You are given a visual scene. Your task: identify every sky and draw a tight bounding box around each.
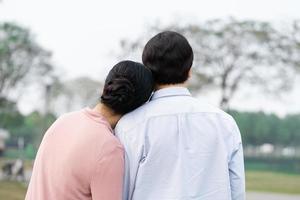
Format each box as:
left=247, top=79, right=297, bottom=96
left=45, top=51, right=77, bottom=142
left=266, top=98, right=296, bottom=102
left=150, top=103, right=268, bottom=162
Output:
left=0, top=0, right=300, bottom=115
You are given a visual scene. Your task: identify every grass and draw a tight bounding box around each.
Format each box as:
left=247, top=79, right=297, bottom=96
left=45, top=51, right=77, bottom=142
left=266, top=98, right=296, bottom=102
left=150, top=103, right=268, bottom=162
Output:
left=0, top=181, right=27, bottom=200
left=0, top=170, right=300, bottom=200
left=246, top=170, right=300, bottom=194
left=0, top=158, right=32, bottom=200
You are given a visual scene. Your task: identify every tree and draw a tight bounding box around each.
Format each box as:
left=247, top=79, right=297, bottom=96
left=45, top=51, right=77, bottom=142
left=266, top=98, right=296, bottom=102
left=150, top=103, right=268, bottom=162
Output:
left=229, top=110, right=300, bottom=147
left=0, top=105, right=56, bottom=148
left=282, top=114, right=300, bottom=146
left=291, top=20, right=300, bottom=71
left=0, top=22, right=55, bottom=99
left=119, top=18, right=299, bottom=109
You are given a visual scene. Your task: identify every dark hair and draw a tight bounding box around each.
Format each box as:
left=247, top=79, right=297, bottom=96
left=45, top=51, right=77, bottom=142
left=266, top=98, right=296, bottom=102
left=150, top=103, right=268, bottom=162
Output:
left=142, top=31, right=193, bottom=84
left=100, top=60, right=154, bottom=114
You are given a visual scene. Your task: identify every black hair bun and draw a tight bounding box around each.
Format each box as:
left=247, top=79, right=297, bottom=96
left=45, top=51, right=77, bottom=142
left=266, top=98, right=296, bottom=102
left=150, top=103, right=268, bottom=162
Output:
left=101, top=77, right=135, bottom=107
left=100, top=60, right=154, bottom=114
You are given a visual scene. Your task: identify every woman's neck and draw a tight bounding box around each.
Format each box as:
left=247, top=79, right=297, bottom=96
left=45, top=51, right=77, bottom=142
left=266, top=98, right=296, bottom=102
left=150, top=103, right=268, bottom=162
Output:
left=93, top=103, right=121, bottom=128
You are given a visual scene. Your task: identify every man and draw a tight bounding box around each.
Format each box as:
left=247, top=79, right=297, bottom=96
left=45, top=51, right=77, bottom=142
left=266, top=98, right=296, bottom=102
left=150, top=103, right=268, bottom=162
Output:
left=115, top=31, right=245, bottom=200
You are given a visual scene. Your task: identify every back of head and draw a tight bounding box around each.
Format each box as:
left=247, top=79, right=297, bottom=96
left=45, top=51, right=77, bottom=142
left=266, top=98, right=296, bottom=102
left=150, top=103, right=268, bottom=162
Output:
left=101, top=60, right=154, bottom=115
left=142, top=31, right=193, bottom=85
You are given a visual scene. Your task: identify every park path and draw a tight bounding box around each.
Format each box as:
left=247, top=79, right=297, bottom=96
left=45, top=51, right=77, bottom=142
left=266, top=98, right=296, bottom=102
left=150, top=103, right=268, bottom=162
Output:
left=247, top=192, right=300, bottom=200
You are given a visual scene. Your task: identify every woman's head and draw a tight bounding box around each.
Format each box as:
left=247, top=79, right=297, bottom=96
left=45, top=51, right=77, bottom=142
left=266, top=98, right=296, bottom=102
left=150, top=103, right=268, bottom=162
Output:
left=100, top=60, right=154, bottom=115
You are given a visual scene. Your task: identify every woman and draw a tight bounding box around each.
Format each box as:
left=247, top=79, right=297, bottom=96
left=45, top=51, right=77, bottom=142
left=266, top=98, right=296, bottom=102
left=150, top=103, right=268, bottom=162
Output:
left=25, top=60, right=154, bottom=200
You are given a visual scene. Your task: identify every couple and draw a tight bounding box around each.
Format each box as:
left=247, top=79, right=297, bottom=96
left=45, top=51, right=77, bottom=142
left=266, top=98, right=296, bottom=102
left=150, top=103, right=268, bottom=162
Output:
left=25, top=31, right=245, bottom=200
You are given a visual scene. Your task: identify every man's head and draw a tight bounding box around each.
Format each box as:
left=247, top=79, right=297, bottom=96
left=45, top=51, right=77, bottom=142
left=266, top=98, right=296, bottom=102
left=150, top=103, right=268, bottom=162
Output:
left=142, top=31, right=193, bottom=86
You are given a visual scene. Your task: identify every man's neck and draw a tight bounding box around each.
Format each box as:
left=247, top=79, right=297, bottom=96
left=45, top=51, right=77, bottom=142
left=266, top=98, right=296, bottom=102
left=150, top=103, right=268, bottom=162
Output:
left=155, top=83, right=187, bottom=91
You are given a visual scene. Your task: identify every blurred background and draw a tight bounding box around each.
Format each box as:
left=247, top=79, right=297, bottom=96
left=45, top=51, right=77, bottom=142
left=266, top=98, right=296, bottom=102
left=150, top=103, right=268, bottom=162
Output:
left=0, top=0, right=300, bottom=199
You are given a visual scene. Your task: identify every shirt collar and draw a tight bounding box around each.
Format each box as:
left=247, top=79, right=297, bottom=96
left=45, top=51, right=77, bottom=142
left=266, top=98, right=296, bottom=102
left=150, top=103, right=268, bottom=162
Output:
left=150, top=87, right=191, bottom=101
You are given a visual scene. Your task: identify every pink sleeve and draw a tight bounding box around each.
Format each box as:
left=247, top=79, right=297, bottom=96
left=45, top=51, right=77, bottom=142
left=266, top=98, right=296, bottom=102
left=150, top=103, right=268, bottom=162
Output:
left=91, top=140, right=125, bottom=200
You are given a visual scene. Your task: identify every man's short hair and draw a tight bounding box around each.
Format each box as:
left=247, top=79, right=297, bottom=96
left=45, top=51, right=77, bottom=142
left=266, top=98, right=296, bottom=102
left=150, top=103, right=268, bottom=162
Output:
left=142, top=31, right=193, bottom=84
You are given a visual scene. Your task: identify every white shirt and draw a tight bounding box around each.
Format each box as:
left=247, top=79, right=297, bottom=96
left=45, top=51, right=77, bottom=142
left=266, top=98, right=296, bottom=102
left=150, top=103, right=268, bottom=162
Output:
left=115, top=87, right=245, bottom=200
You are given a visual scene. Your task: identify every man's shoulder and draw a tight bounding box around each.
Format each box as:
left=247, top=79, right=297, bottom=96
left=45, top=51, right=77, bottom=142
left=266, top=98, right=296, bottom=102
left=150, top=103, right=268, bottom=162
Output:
left=116, top=97, right=236, bottom=134
left=184, top=97, right=234, bottom=120
left=115, top=102, right=153, bottom=134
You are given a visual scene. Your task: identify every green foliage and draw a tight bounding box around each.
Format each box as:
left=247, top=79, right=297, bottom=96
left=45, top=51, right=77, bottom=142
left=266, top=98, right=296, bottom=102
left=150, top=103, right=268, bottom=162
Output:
left=25, top=144, right=36, bottom=159
left=284, top=114, right=300, bottom=146
left=0, top=98, right=56, bottom=158
left=3, top=148, right=22, bottom=158
left=0, top=98, right=25, bottom=145
left=229, top=110, right=300, bottom=146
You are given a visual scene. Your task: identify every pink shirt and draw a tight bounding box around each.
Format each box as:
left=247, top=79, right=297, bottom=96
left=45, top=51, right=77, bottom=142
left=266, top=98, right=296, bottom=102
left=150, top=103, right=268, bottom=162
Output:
left=25, top=108, right=124, bottom=200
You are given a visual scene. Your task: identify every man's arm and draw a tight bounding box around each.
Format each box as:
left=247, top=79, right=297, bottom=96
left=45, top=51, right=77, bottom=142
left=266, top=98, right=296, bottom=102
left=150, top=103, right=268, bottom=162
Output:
left=90, top=140, right=124, bottom=200
left=229, top=121, right=246, bottom=200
